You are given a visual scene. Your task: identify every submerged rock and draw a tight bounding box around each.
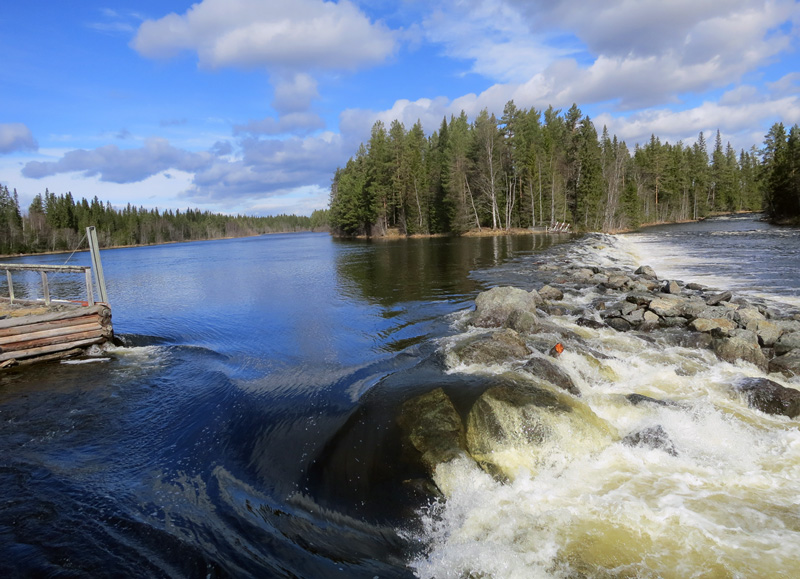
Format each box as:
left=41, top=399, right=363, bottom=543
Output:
left=523, top=354, right=581, bottom=396
left=622, top=425, right=677, bottom=456
left=733, top=377, right=800, bottom=418
left=397, top=388, right=467, bottom=473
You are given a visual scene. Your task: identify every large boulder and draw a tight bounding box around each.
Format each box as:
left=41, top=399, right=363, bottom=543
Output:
left=451, top=328, right=530, bottom=366
left=523, top=354, right=581, bottom=396
left=774, top=332, right=800, bottom=356
left=689, top=317, right=737, bottom=335
left=748, top=319, right=783, bottom=347
left=706, top=291, right=733, bottom=306
left=465, top=380, right=613, bottom=481
left=733, top=377, right=800, bottom=418
left=648, top=295, right=687, bottom=318
left=713, top=329, right=768, bottom=371
left=472, top=286, right=540, bottom=332
left=397, top=388, right=468, bottom=473
left=538, top=284, right=564, bottom=301
left=634, top=265, right=657, bottom=278
left=768, top=349, right=800, bottom=377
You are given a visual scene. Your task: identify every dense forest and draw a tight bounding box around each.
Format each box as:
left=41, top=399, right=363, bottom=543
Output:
left=328, top=102, right=768, bottom=236
left=0, top=185, right=330, bottom=255
left=762, top=122, right=800, bottom=222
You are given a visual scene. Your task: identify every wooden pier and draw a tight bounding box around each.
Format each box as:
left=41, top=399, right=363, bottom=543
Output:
left=0, top=227, right=114, bottom=367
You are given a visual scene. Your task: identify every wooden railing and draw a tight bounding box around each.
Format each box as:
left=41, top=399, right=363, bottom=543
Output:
left=0, top=264, right=98, bottom=307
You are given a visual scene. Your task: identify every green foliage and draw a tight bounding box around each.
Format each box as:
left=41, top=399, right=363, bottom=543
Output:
left=329, top=101, right=766, bottom=235
left=762, top=122, right=800, bottom=220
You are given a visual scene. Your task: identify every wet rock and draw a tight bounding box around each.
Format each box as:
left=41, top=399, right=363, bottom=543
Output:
left=661, top=316, right=689, bottom=328
left=662, top=280, right=681, bottom=294
left=648, top=295, right=687, bottom=318
left=576, top=317, right=605, bottom=329
left=768, top=349, right=800, bottom=377
left=686, top=282, right=706, bottom=291
left=713, top=329, right=768, bottom=371
left=623, top=308, right=645, bottom=325
left=626, top=394, right=675, bottom=407
left=643, top=310, right=660, bottom=324
left=690, top=317, right=737, bottom=335
left=733, top=307, right=766, bottom=328
left=634, top=265, right=657, bottom=278
left=774, top=332, right=800, bottom=356
left=745, top=319, right=782, bottom=347
left=452, top=328, right=530, bottom=366
left=622, top=425, right=677, bottom=455
left=572, top=268, right=594, bottom=283
left=733, top=377, right=800, bottom=418
left=538, top=284, right=564, bottom=301
left=523, top=354, right=580, bottom=396
left=472, top=286, right=540, bottom=332
left=397, top=388, right=468, bottom=473
left=465, top=380, right=613, bottom=480
left=591, top=273, right=609, bottom=285
left=606, top=317, right=633, bottom=332
left=604, top=275, right=631, bottom=290
left=706, top=291, right=733, bottom=306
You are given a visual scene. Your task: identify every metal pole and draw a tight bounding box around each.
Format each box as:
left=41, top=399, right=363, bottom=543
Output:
left=86, top=226, right=108, bottom=304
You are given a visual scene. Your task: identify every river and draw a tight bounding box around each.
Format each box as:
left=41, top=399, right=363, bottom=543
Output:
left=1, top=214, right=798, bottom=578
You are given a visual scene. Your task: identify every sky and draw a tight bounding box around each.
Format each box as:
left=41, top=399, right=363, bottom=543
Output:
left=1, top=1, right=799, bottom=217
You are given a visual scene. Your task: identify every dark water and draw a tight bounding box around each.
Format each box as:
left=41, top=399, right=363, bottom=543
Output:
left=0, top=232, right=563, bottom=578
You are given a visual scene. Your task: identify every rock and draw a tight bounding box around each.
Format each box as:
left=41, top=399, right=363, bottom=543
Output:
left=452, top=328, right=530, bottom=366
left=706, top=291, right=733, bottom=306
left=472, top=286, right=540, bottom=331
left=622, top=425, right=677, bottom=455
left=686, top=282, right=706, bottom=291
left=635, top=265, right=658, bottom=278
left=397, top=388, right=468, bottom=473
left=604, top=275, right=631, bottom=290
left=747, top=319, right=783, bottom=347
left=606, top=317, right=633, bottom=332
left=690, top=317, right=737, bottom=335
left=523, top=354, right=580, bottom=396
left=626, top=394, right=675, bottom=407
left=592, top=273, right=609, bottom=285
left=774, top=332, right=800, bottom=356
left=662, top=280, right=681, bottom=294
left=733, top=307, right=766, bottom=327
left=576, top=317, right=605, bottom=329
left=768, top=349, right=800, bottom=377
left=643, top=310, right=660, bottom=324
left=572, top=268, right=594, bottom=282
left=661, top=316, right=689, bottom=328
left=538, top=284, right=564, bottom=301
left=623, top=308, right=646, bottom=325
left=733, top=377, right=800, bottom=418
left=626, top=292, right=655, bottom=306
left=713, top=329, right=768, bottom=371
left=465, top=380, right=613, bottom=480
left=648, top=295, right=687, bottom=318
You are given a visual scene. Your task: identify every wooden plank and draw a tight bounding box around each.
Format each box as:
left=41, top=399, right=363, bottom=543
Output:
left=0, top=329, right=108, bottom=357
left=0, top=336, right=106, bottom=362
left=16, top=347, right=86, bottom=365
left=0, top=305, right=110, bottom=330
left=6, top=270, right=13, bottom=303
left=41, top=271, right=50, bottom=305
left=0, top=322, right=103, bottom=346
left=0, top=314, right=102, bottom=338
left=0, top=264, right=91, bottom=273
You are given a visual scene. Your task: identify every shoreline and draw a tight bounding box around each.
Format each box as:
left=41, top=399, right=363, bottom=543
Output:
left=0, top=228, right=324, bottom=260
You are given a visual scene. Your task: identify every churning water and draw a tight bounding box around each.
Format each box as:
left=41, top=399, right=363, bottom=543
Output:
left=1, top=215, right=799, bottom=578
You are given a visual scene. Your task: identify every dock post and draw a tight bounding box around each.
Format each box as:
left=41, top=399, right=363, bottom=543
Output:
left=86, top=226, right=108, bottom=304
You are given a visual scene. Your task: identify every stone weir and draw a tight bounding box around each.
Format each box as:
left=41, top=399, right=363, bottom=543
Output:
left=398, top=257, right=800, bottom=492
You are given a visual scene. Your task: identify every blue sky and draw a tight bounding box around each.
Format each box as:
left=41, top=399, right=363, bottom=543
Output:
left=1, top=1, right=799, bottom=217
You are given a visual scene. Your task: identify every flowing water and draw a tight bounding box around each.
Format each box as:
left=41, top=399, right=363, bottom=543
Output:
left=1, top=214, right=799, bottom=578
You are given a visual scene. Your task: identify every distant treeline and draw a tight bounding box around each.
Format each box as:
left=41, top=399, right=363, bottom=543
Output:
left=0, top=185, right=331, bottom=255
left=762, top=122, right=800, bottom=222
left=329, top=101, right=766, bottom=236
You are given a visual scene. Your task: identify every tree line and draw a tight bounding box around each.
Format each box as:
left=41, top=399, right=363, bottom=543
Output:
left=328, top=102, right=765, bottom=236
left=0, top=185, right=329, bottom=255
left=762, top=122, right=800, bottom=222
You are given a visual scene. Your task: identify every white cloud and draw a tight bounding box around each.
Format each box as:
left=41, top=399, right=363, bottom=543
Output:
left=0, top=123, right=38, bottom=155
left=132, top=0, right=397, bottom=72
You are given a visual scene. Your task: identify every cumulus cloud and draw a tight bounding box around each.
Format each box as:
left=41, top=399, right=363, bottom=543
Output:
left=22, top=138, right=213, bottom=183
left=424, top=0, right=800, bottom=109
left=0, top=123, right=38, bottom=154
left=234, top=112, right=326, bottom=136
left=132, top=0, right=397, bottom=71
